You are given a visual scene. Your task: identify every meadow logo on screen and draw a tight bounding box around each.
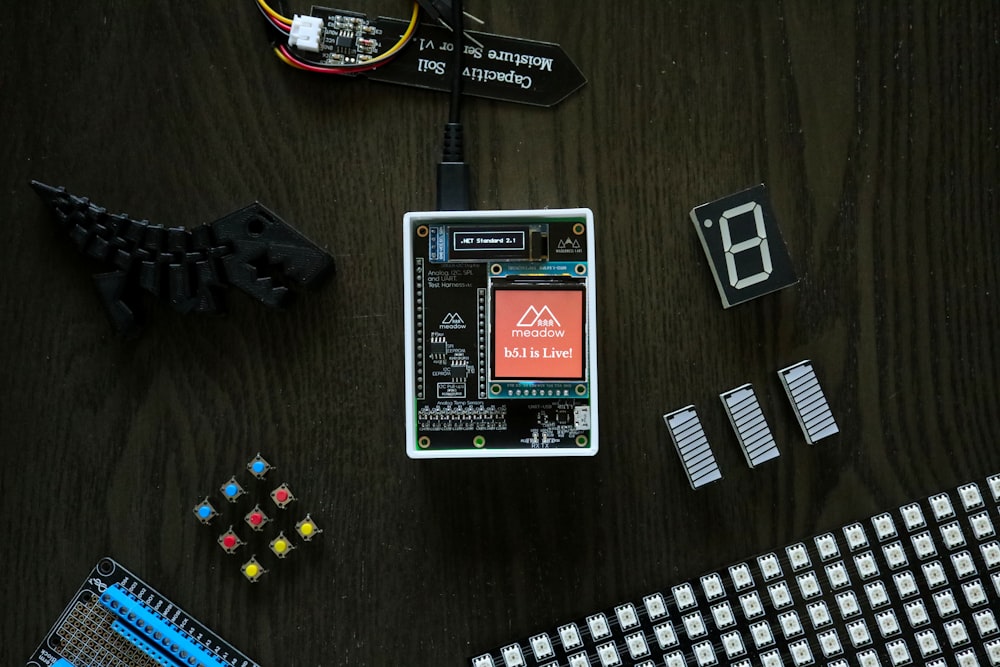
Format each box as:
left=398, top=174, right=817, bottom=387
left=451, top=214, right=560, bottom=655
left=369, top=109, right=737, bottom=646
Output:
left=513, top=305, right=564, bottom=337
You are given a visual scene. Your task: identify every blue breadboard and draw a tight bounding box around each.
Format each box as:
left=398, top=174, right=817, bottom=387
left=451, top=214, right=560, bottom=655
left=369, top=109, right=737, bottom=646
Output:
left=25, top=558, right=259, bottom=667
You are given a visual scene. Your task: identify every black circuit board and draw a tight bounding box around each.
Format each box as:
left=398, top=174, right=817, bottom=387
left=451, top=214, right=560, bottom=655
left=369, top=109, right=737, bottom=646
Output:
left=405, top=212, right=596, bottom=456
left=305, top=7, right=384, bottom=66
left=26, top=557, right=259, bottom=667
left=471, top=474, right=1000, bottom=667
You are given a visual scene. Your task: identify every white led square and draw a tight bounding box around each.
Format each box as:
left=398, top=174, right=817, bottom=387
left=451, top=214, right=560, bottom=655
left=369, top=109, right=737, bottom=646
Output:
left=568, top=652, right=589, bottom=667
left=926, top=660, right=947, bottom=667
left=789, top=639, right=814, bottom=666
left=900, top=503, right=926, bottom=531
left=786, top=543, right=811, bottom=570
left=904, top=600, right=930, bottom=627
left=796, top=571, right=821, bottom=598
left=731, top=661, right=751, bottom=667
left=596, top=641, right=620, bottom=667
left=739, top=591, right=763, bottom=619
left=634, top=662, right=655, bottom=667
left=963, top=579, right=988, bottom=606
left=682, top=611, right=706, bottom=638
left=729, top=563, right=754, bottom=590
left=767, top=581, right=792, bottom=608
left=818, top=629, right=843, bottom=657
left=959, top=482, right=984, bottom=510
left=825, top=561, right=851, bottom=589
left=757, top=553, right=782, bottom=580
left=872, top=513, right=897, bottom=540
left=835, top=590, right=861, bottom=618
left=828, top=660, right=849, bottom=667
left=557, top=623, right=582, bottom=650
left=976, top=610, right=999, bottom=637
left=779, top=611, right=803, bottom=638
left=653, top=621, right=677, bottom=648
left=854, top=551, right=880, bottom=579
left=815, top=533, right=840, bottom=560
left=941, top=521, right=967, bottom=549
left=922, top=560, right=948, bottom=588
left=750, top=621, right=774, bottom=648
left=911, top=531, right=937, bottom=559
left=933, top=589, right=958, bottom=617
left=843, top=523, right=869, bottom=550
left=988, top=638, right=1000, bottom=666
left=721, top=631, right=745, bottom=658
left=615, top=603, right=639, bottom=629
left=807, top=601, right=832, bottom=628
left=916, top=629, right=941, bottom=656
left=864, top=581, right=889, bottom=608
left=472, top=655, right=495, bottom=667
left=625, top=632, right=649, bottom=659
left=586, top=613, right=610, bottom=639
left=711, top=601, right=735, bottom=628
left=847, top=619, right=872, bottom=647
left=956, top=649, right=980, bottom=667
left=952, top=550, right=977, bottom=578
left=760, top=649, right=782, bottom=667
left=693, top=641, right=716, bottom=667
left=672, top=583, right=697, bottom=610
left=501, top=644, right=524, bottom=667
left=994, top=571, right=1000, bottom=596
left=700, top=573, right=725, bottom=600
left=931, top=493, right=955, bottom=520
left=972, top=512, right=996, bottom=540
left=876, top=610, right=901, bottom=637
left=945, top=619, right=970, bottom=646
left=529, top=634, right=554, bottom=660
left=893, top=570, right=918, bottom=597
left=882, top=541, right=908, bottom=569
left=663, top=651, right=685, bottom=667
left=988, top=474, right=1000, bottom=501
left=643, top=593, right=667, bottom=619
left=858, top=649, right=881, bottom=667
left=886, top=639, right=911, bottom=666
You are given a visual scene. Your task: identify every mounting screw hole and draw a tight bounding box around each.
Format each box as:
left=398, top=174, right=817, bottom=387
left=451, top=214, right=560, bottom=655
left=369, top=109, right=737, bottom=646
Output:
left=490, top=263, right=503, bottom=274
left=96, top=558, right=116, bottom=576
left=574, top=264, right=586, bottom=274
left=574, top=384, right=587, bottom=395
left=575, top=435, right=588, bottom=447
left=572, top=222, right=585, bottom=235
left=247, top=217, right=265, bottom=236
left=417, top=436, right=431, bottom=449
left=473, top=435, right=486, bottom=448
left=416, top=225, right=429, bottom=238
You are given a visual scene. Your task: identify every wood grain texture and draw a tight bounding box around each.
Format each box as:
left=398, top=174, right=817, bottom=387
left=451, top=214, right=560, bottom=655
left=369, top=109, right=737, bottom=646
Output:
left=0, top=1, right=997, bottom=665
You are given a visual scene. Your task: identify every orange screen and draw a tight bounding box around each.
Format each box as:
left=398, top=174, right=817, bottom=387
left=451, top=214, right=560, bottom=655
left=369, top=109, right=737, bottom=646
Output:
left=493, top=289, right=585, bottom=380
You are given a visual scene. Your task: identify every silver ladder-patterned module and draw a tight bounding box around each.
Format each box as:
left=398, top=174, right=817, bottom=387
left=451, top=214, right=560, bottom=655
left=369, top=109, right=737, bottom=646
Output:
left=720, top=384, right=780, bottom=468
left=778, top=360, right=839, bottom=445
left=663, top=406, right=723, bottom=489
left=471, top=473, right=1000, bottom=667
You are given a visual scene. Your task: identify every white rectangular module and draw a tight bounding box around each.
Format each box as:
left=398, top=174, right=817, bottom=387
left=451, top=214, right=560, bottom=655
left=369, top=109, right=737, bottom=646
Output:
left=719, top=383, right=780, bottom=468
left=403, top=208, right=598, bottom=459
left=778, top=360, right=838, bottom=444
left=663, top=405, right=722, bottom=489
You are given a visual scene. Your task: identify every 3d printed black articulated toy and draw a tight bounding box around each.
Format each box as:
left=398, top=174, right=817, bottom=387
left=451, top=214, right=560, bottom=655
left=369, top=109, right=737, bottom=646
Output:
left=32, top=181, right=334, bottom=335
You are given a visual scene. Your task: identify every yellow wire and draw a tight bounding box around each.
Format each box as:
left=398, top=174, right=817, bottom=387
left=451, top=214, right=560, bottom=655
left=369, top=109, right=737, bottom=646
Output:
left=271, top=2, right=420, bottom=70
left=258, top=0, right=292, bottom=26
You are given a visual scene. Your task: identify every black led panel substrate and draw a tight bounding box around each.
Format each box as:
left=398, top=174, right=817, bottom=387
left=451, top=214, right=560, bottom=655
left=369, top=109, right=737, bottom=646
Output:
left=471, top=474, right=1000, bottom=667
left=690, top=184, right=797, bottom=308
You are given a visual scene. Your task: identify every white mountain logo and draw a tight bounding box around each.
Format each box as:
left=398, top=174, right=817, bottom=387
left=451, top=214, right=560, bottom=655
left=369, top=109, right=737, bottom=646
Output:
left=516, top=305, right=561, bottom=327
left=556, top=237, right=581, bottom=250
left=441, top=313, right=465, bottom=326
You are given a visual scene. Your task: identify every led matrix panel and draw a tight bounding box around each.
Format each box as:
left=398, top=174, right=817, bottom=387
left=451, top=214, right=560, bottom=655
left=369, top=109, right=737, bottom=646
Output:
left=403, top=209, right=598, bottom=458
left=26, top=558, right=258, bottom=667
left=471, top=473, right=1000, bottom=667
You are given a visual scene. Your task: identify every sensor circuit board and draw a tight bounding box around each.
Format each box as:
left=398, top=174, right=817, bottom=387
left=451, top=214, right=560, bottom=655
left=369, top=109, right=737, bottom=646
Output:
left=403, top=209, right=598, bottom=458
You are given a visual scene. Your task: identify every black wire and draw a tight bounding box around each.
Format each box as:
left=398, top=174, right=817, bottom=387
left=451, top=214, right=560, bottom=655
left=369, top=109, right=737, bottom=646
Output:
left=448, top=0, right=463, bottom=123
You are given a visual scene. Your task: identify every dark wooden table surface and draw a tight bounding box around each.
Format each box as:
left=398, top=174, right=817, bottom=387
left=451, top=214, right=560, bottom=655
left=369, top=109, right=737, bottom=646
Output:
left=2, top=2, right=998, bottom=665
